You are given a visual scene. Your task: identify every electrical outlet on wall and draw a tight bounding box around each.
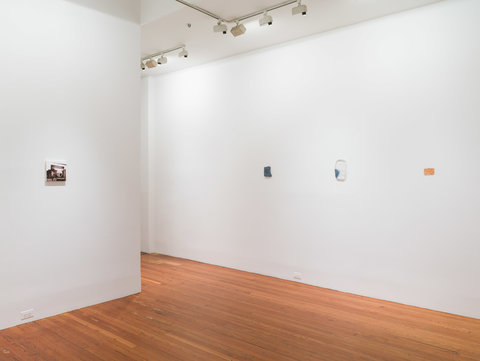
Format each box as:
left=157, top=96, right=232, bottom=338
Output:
left=20, top=309, right=34, bottom=321
left=293, top=272, right=302, bottom=280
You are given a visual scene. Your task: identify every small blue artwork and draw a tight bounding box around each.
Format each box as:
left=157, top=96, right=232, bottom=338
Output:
left=264, top=166, right=272, bottom=178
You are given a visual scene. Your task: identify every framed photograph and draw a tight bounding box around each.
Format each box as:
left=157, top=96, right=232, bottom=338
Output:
left=45, top=161, right=67, bottom=182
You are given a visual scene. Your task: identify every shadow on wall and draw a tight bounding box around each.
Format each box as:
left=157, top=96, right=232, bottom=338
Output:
left=63, top=0, right=140, bottom=23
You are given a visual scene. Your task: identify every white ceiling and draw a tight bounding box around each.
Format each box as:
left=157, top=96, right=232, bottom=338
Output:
left=141, top=0, right=442, bottom=75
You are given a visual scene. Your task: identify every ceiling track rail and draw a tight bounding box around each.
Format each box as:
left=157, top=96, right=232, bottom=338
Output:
left=175, top=0, right=298, bottom=24
left=142, top=44, right=186, bottom=61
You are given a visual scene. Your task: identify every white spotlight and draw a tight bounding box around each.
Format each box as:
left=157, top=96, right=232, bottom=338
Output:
left=292, top=0, right=307, bottom=16
left=178, top=48, right=189, bottom=58
left=157, top=55, right=168, bottom=65
left=145, top=59, right=157, bottom=68
left=141, top=61, right=146, bottom=71
left=214, top=20, right=227, bottom=34
left=259, top=12, right=273, bottom=26
left=230, top=22, right=246, bottom=37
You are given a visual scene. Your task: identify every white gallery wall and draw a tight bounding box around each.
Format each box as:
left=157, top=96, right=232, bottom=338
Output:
left=0, top=0, right=141, bottom=330
left=143, top=0, right=480, bottom=319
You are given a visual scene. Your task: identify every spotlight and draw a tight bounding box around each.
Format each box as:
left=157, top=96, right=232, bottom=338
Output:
left=178, top=48, right=188, bottom=58
left=141, top=61, right=146, bottom=71
left=259, top=12, right=273, bottom=26
left=157, top=55, right=168, bottom=65
left=292, top=0, right=307, bottom=16
left=145, top=58, right=157, bottom=68
left=214, top=20, right=227, bottom=34
left=230, top=22, right=246, bottom=37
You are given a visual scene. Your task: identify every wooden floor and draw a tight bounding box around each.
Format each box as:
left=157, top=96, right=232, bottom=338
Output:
left=1, top=254, right=479, bottom=361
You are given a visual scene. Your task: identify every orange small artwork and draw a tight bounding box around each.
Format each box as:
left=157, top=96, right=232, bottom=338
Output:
left=424, top=168, right=435, bottom=176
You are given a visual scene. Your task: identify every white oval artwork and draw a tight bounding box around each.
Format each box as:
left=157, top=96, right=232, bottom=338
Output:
left=335, top=160, right=347, bottom=181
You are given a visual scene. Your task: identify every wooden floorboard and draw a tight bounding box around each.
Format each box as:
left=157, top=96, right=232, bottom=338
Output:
left=1, top=253, right=479, bottom=360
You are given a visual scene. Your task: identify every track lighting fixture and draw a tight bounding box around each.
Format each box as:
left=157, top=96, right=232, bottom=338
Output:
left=259, top=12, right=273, bottom=26
left=292, top=0, right=307, bottom=16
left=145, top=59, right=157, bottom=69
left=178, top=48, right=189, bottom=58
left=230, top=22, right=247, bottom=37
left=176, top=0, right=308, bottom=39
left=214, top=20, right=227, bottom=34
left=141, top=62, right=146, bottom=71
left=141, top=44, right=187, bottom=71
left=157, top=54, right=168, bottom=65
